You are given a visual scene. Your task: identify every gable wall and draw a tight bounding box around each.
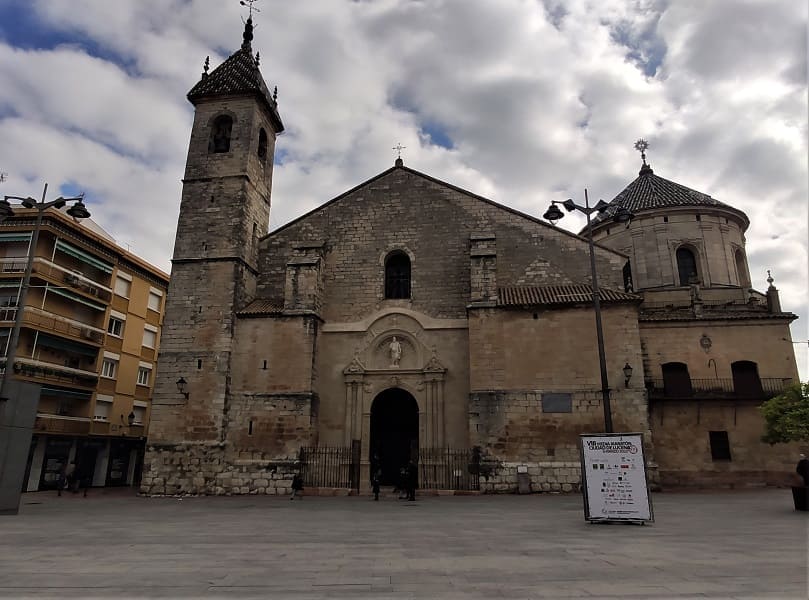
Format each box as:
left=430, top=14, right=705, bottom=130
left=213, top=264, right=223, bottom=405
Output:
left=257, top=168, right=627, bottom=322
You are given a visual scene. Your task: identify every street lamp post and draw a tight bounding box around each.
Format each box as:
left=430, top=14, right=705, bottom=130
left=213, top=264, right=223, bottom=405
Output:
left=0, top=184, right=90, bottom=514
left=0, top=184, right=91, bottom=384
left=543, top=190, right=632, bottom=433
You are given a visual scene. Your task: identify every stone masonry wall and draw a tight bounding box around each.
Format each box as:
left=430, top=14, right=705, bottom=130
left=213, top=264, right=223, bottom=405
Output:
left=257, top=167, right=627, bottom=322
left=141, top=392, right=314, bottom=496
left=470, top=389, right=657, bottom=493
left=140, top=442, right=300, bottom=496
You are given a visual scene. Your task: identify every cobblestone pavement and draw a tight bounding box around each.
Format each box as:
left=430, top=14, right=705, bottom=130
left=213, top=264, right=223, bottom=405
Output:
left=0, top=488, right=806, bottom=599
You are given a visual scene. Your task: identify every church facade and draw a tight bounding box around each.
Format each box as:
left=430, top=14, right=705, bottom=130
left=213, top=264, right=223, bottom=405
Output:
left=141, top=21, right=800, bottom=496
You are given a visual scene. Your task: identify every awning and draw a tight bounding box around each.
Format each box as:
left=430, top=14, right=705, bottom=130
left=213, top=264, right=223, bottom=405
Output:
left=37, top=333, right=98, bottom=357
left=0, top=232, right=32, bottom=243
left=40, top=386, right=93, bottom=400
left=49, top=287, right=106, bottom=311
left=55, top=240, right=113, bottom=274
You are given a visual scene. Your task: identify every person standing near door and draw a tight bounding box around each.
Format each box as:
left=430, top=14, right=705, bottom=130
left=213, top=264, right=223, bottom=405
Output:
left=406, top=460, right=418, bottom=501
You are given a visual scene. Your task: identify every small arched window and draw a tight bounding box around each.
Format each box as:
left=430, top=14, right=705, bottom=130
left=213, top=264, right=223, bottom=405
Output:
left=734, top=249, right=750, bottom=288
left=622, top=261, right=634, bottom=293
left=385, top=251, right=411, bottom=299
left=676, top=247, right=698, bottom=286
left=209, top=115, right=233, bottom=154
left=258, top=128, right=268, bottom=161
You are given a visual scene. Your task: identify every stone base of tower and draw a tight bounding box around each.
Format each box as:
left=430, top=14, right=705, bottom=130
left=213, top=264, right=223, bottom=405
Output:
left=140, top=442, right=301, bottom=496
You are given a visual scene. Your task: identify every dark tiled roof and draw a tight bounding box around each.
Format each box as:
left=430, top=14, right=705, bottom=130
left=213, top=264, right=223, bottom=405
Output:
left=589, top=165, right=748, bottom=228
left=238, top=299, right=284, bottom=316
left=498, top=285, right=640, bottom=307
left=187, top=46, right=283, bottom=133
left=639, top=308, right=797, bottom=322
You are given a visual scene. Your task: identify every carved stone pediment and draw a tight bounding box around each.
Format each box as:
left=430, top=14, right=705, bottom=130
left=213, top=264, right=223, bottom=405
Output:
left=343, top=355, right=366, bottom=375
left=423, top=352, right=446, bottom=373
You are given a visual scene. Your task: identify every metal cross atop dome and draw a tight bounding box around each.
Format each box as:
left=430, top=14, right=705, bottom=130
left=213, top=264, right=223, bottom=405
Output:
left=634, top=139, right=649, bottom=166
left=239, top=0, right=261, bottom=18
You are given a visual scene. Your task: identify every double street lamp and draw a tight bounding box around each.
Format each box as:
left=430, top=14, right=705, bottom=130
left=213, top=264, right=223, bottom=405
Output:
left=0, top=183, right=90, bottom=394
left=543, top=190, right=632, bottom=433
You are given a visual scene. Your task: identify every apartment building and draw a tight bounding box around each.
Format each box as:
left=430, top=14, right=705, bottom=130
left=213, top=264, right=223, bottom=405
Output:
left=0, top=206, right=169, bottom=491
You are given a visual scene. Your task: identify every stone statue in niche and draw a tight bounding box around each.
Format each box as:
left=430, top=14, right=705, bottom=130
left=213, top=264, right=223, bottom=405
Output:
left=389, top=336, right=402, bottom=367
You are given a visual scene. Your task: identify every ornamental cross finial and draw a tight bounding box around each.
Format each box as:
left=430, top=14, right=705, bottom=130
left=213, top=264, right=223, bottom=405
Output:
left=767, top=269, right=774, bottom=286
left=392, top=143, right=406, bottom=160
left=634, top=139, right=649, bottom=166
left=202, top=56, right=210, bottom=77
left=0, top=172, right=7, bottom=184
left=239, top=0, right=261, bottom=19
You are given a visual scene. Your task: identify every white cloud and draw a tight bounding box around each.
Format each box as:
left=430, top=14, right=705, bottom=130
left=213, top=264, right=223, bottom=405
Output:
left=0, top=0, right=805, bottom=377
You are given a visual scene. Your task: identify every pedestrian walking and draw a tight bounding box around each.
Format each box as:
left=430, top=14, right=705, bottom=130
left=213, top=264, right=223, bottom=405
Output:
left=371, top=468, right=381, bottom=501
left=797, top=454, right=809, bottom=487
left=57, top=463, right=67, bottom=497
left=65, top=461, right=77, bottom=493
left=290, top=473, right=304, bottom=500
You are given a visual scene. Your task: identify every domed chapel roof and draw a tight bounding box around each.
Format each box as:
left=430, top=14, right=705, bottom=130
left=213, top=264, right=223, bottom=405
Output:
left=589, top=142, right=749, bottom=230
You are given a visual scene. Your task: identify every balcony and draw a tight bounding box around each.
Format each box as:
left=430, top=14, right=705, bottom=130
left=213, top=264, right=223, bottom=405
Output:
left=46, top=261, right=113, bottom=302
left=9, top=357, right=98, bottom=388
left=0, top=306, right=105, bottom=344
left=34, top=413, right=92, bottom=435
left=646, top=377, right=793, bottom=401
left=91, top=420, right=145, bottom=438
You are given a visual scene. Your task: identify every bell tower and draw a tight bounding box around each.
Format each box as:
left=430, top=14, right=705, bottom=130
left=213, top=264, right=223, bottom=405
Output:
left=147, top=16, right=283, bottom=447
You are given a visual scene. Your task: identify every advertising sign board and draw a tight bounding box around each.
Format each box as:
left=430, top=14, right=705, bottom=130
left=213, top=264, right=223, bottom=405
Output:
left=580, top=433, right=653, bottom=523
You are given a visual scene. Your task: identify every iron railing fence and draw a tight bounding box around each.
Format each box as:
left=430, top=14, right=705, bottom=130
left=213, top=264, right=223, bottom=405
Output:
left=646, top=377, right=793, bottom=400
left=299, top=445, right=481, bottom=491
left=419, top=447, right=480, bottom=491
left=299, top=445, right=360, bottom=490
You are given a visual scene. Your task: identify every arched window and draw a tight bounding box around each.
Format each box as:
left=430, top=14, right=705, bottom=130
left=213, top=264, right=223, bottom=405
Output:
left=676, top=247, right=698, bottom=286
left=734, top=249, right=750, bottom=288
left=209, top=115, right=233, bottom=154
left=731, top=360, right=762, bottom=398
left=258, top=128, right=268, bottom=161
left=622, top=261, right=634, bottom=293
left=385, top=251, right=411, bottom=299
left=662, top=362, right=693, bottom=397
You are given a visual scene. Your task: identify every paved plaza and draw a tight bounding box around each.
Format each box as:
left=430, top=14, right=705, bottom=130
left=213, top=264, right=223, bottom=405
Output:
left=0, top=488, right=806, bottom=599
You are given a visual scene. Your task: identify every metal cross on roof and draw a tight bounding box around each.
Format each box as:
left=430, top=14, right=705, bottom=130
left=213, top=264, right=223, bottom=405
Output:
left=239, top=0, right=261, bottom=18
left=392, top=143, right=406, bottom=159
left=634, top=139, right=649, bottom=165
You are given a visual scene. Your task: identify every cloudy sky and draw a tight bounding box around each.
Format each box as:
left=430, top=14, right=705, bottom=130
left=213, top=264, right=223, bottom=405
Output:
left=0, top=0, right=806, bottom=377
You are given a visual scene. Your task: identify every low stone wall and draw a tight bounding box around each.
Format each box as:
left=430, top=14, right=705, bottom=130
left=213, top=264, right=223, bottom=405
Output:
left=478, top=461, right=583, bottom=494
left=140, top=441, right=299, bottom=496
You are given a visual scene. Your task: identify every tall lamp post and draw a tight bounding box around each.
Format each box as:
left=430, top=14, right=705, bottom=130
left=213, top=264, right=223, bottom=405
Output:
left=0, top=184, right=91, bottom=383
left=543, top=190, right=632, bottom=433
left=0, top=184, right=90, bottom=514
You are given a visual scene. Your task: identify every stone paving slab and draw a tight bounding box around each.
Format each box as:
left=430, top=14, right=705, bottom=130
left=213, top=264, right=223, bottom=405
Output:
left=0, top=488, right=806, bottom=599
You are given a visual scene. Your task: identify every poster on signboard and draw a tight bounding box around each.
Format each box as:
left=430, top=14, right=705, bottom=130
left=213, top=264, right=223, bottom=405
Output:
left=580, top=433, right=653, bottom=523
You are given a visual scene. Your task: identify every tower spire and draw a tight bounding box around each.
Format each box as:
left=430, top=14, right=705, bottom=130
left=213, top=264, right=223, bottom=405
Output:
left=239, top=0, right=261, bottom=51
left=634, top=138, right=653, bottom=175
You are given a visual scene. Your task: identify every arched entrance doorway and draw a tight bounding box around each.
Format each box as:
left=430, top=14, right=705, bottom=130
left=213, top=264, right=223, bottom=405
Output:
left=370, top=388, right=418, bottom=485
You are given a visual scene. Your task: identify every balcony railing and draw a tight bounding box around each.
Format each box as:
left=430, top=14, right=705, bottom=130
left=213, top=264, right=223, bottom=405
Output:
left=0, top=257, right=112, bottom=301
left=646, top=377, right=793, bottom=400
left=5, top=357, right=99, bottom=388
left=0, top=306, right=105, bottom=344
left=35, top=414, right=92, bottom=435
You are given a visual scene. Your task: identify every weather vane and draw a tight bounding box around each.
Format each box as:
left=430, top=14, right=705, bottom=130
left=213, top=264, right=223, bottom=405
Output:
left=392, top=143, right=406, bottom=160
left=240, top=0, right=261, bottom=19
left=634, top=139, right=649, bottom=165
